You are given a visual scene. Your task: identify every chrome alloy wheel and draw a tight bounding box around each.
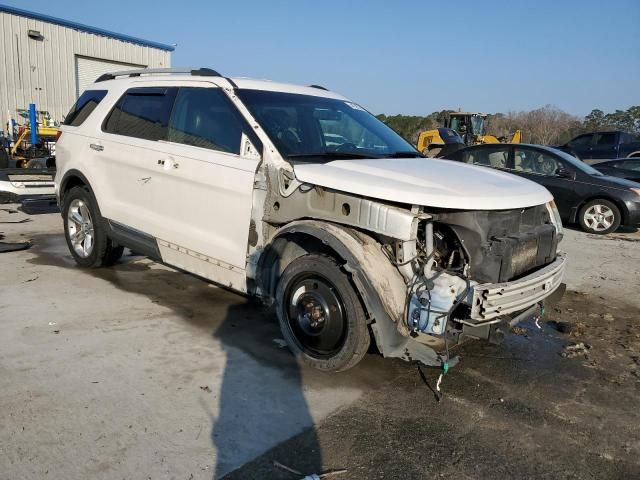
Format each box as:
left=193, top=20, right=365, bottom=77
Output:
left=583, top=204, right=615, bottom=232
left=67, top=199, right=95, bottom=258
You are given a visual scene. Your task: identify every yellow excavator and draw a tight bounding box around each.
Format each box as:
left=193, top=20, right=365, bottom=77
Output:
left=417, top=112, right=522, bottom=157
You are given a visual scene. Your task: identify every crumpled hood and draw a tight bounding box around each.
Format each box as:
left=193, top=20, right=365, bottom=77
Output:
left=293, top=157, right=553, bottom=210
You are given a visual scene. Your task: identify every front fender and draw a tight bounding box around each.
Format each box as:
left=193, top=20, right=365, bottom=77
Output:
left=258, top=220, right=442, bottom=366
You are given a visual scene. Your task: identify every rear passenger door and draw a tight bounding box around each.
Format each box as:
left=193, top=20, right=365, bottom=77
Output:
left=98, top=86, right=178, bottom=237
left=154, top=84, right=262, bottom=291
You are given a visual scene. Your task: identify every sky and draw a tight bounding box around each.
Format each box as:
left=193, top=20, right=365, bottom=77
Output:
left=3, top=0, right=639, bottom=117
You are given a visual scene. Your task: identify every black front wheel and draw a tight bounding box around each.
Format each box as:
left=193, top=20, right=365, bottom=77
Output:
left=276, top=254, right=370, bottom=372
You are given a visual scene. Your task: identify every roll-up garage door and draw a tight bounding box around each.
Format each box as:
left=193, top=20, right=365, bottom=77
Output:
left=75, top=56, right=145, bottom=97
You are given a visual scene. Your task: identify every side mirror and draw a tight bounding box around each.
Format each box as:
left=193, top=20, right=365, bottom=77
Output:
left=557, top=168, right=574, bottom=179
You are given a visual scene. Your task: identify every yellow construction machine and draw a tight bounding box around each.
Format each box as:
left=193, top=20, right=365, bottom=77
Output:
left=417, top=111, right=522, bottom=157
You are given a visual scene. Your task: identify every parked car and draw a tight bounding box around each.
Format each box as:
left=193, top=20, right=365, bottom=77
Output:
left=557, top=131, right=640, bottom=159
left=588, top=158, right=640, bottom=182
left=55, top=68, right=566, bottom=372
left=444, top=143, right=640, bottom=234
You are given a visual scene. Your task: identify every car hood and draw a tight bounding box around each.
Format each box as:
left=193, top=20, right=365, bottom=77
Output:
left=293, top=157, right=552, bottom=210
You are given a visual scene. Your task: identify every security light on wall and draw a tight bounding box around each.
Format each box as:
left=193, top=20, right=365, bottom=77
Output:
left=28, top=29, right=44, bottom=41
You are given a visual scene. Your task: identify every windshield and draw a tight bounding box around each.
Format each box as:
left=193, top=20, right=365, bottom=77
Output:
left=470, top=116, right=485, bottom=136
left=236, top=89, right=419, bottom=162
left=549, top=147, right=603, bottom=175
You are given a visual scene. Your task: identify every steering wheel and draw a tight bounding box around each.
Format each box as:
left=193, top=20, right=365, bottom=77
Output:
left=335, top=142, right=358, bottom=153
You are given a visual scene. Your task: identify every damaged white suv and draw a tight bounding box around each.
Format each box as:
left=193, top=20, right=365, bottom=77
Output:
left=55, top=68, right=566, bottom=371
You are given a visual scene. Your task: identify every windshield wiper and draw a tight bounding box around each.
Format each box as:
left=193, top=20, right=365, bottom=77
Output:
left=380, top=151, right=423, bottom=158
left=287, top=152, right=376, bottom=160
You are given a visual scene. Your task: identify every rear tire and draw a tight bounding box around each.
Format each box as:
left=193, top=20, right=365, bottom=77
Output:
left=275, top=254, right=370, bottom=372
left=578, top=199, right=621, bottom=235
left=62, top=186, right=124, bottom=267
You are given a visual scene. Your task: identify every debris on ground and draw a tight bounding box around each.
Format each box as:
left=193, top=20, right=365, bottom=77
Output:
left=199, top=385, right=212, bottom=393
left=0, top=241, right=31, bottom=253
left=273, top=461, right=347, bottom=479
left=511, top=326, right=528, bottom=336
left=52, top=330, right=60, bottom=334
left=561, top=342, right=592, bottom=358
left=602, top=313, right=615, bottom=321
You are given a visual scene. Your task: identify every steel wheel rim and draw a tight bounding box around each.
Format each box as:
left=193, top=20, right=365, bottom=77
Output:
left=584, top=204, right=615, bottom=232
left=285, top=274, right=347, bottom=358
left=67, top=199, right=94, bottom=258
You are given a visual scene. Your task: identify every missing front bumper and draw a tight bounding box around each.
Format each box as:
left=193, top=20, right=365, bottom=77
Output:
left=470, top=252, right=567, bottom=321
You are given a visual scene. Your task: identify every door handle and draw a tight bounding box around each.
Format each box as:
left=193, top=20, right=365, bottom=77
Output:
left=90, top=143, right=104, bottom=151
left=157, top=159, right=179, bottom=169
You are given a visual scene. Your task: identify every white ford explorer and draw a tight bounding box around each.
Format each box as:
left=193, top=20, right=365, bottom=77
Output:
left=55, top=68, right=566, bottom=371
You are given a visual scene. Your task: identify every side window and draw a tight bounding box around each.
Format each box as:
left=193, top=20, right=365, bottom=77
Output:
left=568, top=134, right=592, bottom=148
left=64, top=90, right=107, bottom=126
left=514, top=148, right=561, bottom=176
left=103, top=87, right=177, bottom=141
left=594, top=132, right=616, bottom=146
left=168, top=88, right=245, bottom=155
left=461, top=146, right=509, bottom=168
left=620, top=160, right=640, bottom=172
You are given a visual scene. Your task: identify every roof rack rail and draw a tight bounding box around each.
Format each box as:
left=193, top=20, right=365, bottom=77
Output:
left=95, top=67, right=222, bottom=83
left=309, top=84, right=328, bottom=90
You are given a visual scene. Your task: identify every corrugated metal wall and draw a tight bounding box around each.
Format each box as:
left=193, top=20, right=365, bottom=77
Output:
left=0, top=10, right=171, bottom=127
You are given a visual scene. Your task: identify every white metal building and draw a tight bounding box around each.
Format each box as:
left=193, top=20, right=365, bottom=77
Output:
left=0, top=4, right=173, bottom=126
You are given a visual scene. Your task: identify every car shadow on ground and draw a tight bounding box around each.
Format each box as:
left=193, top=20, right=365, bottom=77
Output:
left=28, top=234, right=324, bottom=479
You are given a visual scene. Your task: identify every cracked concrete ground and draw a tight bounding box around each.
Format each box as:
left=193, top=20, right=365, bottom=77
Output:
left=1, top=206, right=639, bottom=479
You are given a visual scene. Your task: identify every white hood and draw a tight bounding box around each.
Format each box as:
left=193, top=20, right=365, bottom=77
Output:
left=293, top=157, right=552, bottom=210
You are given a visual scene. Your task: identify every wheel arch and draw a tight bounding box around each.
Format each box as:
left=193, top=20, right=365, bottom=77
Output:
left=573, top=194, right=629, bottom=225
left=59, top=169, right=94, bottom=203
left=256, top=220, right=416, bottom=358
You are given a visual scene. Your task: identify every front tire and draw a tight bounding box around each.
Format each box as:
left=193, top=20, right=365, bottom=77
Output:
left=578, top=199, right=621, bottom=234
left=62, top=186, right=124, bottom=267
left=275, top=254, right=370, bottom=372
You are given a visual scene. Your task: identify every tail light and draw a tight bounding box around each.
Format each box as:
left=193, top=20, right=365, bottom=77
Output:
left=55, top=130, right=62, bottom=142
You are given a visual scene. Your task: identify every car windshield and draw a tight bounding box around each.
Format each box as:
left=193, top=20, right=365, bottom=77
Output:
left=548, top=147, right=603, bottom=175
left=236, top=89, right=419, bottom=162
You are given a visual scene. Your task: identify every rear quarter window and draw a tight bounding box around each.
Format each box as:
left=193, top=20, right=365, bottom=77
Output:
left=63, top=90, right=108, bottom=126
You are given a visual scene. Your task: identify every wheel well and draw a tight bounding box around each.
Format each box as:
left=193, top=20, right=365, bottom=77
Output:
left=627, top=151, right=640, bottom=158
left=60, top=175, right=88, bottom=202
left=257, top=232, right=345, bottom=300
left=575, top=196, right=627, bottom=225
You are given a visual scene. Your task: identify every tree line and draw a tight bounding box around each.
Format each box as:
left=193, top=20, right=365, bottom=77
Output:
left=377, top=105, right=640, bottom=146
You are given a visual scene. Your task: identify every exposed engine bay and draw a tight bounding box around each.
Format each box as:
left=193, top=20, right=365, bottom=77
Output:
left=392, top=204, right=563, bottom=348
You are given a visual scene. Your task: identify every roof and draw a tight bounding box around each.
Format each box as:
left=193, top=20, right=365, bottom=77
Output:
left=90, top=69, right=346, bottom=99
left=0, top=4, right=175, bottom=51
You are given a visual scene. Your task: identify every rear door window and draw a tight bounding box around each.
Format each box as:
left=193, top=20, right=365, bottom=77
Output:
left=64, top=90, right=107, bottom=126
left=103, top=87, right=178, bottom=141
left=460, top=146, right=510, bottom=168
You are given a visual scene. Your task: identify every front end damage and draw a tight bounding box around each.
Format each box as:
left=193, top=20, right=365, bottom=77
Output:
left=256, top=167, right=566, bottom=368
